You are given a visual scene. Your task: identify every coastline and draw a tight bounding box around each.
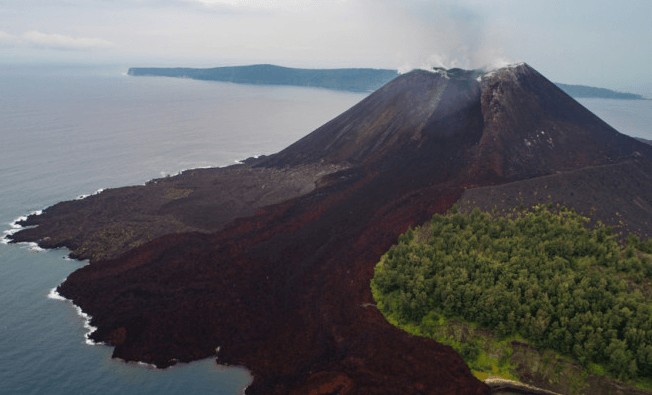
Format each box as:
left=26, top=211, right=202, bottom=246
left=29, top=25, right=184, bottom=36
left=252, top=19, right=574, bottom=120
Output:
left=3, top=204, right=535, bottom=393
left=4, top=207, right=102, bottom=346
left=2, top=211, right=45, bottom=251
left=4, top=64, right=650, bottom=394
left=47, top=285, right=101, bottom=346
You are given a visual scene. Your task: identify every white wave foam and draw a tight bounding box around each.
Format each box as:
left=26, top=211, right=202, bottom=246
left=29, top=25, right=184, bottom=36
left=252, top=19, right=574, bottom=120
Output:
left=234, top=154, right=262, bottom=165
left=27, top=242, right=44, bottom=252
left=115, top=359, right=169, bottom=369
left=75, top=188, right=106, bottom=201
left=47, top=287, right=67, bottom=301
left=2, top=211, right=43, bottom=245
left=1, top=226, right=16, bottom=244
left=72, top=304, right=101, bottom=345
left=48, top=282, right=102, bottom=346
left=10, top=215, right=28, bottom=229
left=137, top=361, right=158, bottom=368
left=3, top=216, right=27, bottom=242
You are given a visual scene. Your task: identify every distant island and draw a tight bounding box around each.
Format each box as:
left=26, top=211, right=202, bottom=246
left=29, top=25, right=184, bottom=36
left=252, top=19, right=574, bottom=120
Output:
left=556, top=82, right=646, bottom=100
left=127, top=64, right=397, bottom=92
left=128, top=63, right=647, bottom=99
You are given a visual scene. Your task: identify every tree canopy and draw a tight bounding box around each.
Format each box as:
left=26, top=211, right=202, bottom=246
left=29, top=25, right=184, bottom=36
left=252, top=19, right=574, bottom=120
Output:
left=372, top=205, right=652, bottom=380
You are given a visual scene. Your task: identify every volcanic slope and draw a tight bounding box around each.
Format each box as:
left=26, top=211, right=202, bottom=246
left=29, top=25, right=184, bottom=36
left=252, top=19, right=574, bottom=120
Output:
left=11, top=63, right=652, bottom=394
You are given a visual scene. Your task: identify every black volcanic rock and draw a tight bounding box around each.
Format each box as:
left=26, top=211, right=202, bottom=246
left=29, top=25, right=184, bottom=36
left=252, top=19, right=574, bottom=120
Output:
left=260, top=69, right=483, bottom=167
left=458, top=158, right=652, bottom=238
left=10, top=164, right=347, bottom=261
left=472, top=64, right=644, bottom=180
left=637, top=137, right=652, bottom=146
left=9, top=63, right=652, bottom=394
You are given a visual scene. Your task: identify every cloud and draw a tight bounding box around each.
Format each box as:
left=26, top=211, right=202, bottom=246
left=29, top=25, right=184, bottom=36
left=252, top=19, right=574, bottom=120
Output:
left=0, top=30, right=114, bottom=51
left=385, top=0, right=512, bottom=71
left=23, top=31, right=115, bottom=50
left=181, top=0, right=510, bottom=70
left=182, top=0, right=300, bottom=10
left=0, top=30, right=21, bottom=45
left=0, top=1, right=510, bottom=69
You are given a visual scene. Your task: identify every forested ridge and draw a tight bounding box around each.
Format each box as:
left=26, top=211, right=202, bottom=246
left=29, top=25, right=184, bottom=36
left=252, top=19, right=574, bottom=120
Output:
left=371, top=205, right=652, bottom=382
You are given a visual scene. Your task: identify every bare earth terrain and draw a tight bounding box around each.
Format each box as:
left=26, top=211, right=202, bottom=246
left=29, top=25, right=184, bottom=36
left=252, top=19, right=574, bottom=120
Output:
left=10, top=64, right=652, bottom=394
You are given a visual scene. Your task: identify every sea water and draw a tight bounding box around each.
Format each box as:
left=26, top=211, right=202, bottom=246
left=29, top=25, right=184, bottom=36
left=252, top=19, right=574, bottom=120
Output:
left=576, top=97, right=652, bottom=140
left=0, top=64, right=365, bottom=394
left=0, top=65, right=650, bottom=394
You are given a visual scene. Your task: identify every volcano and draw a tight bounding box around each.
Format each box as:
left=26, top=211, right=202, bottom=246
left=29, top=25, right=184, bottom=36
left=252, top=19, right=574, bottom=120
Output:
left=10, top=63, right=652, bottom=394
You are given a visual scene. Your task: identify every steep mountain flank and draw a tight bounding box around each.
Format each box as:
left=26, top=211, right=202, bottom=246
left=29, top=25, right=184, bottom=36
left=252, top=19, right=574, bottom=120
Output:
left=9, top=63, right=652, bottom=394
left=459, top=158, right=652, bottom=238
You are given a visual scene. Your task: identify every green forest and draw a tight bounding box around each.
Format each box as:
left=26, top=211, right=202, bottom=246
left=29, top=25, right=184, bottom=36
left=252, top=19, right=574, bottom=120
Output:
left=371, top=205, right=652, bottom=383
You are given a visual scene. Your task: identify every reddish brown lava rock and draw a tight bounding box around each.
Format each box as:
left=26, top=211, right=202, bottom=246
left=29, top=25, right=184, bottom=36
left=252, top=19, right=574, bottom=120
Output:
left=11, top=63, right=652, bottom=394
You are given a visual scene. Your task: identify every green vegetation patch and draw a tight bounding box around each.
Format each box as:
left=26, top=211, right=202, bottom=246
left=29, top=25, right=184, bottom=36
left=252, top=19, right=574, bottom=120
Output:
left=371, top=205, right=652, bottom=383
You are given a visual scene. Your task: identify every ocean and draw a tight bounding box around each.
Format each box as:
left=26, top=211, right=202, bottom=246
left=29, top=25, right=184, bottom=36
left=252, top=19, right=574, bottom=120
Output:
left=0, top=64, right=365, bottom=394
left=0, top=65, right=650, bottom=394
left=576, top=97, right=652, bottom=141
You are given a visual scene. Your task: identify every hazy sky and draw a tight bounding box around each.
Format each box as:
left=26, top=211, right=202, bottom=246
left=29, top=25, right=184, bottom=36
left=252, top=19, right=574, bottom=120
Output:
left=1, top=0, right=651, bottom=91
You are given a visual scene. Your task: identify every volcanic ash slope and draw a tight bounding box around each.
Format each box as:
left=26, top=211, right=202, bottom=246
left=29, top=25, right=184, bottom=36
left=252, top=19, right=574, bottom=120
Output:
left=10, top=63, right=652, bottom=394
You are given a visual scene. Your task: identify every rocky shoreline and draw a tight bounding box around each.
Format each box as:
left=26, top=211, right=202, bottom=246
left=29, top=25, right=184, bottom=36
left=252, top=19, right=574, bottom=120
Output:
left=9, top=64, right=652, bottom=394
left=11, top=161, right=346, bottom=262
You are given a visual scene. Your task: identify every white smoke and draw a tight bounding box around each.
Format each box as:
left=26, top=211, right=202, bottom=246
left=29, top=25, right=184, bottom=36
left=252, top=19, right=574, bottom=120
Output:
left=388, top=0, right=513, bottom=72
left=165, top=0, right=514, bottom=71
